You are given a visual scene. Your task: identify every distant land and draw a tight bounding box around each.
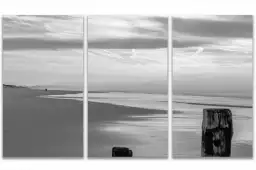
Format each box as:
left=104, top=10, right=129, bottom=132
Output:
left=3, top=84, right=28, bottom=88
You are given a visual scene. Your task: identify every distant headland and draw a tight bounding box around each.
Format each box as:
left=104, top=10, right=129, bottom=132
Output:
left=3, top=84, right=28, bottom=88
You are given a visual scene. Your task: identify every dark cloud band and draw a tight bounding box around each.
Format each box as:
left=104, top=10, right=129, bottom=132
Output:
left=88, top=38, right=167, bottom=49
left=173, top=39, right=213, bottom=48
left=173, top=17, right=253, bottom=39
left=3, top=38, right=83, bottom=51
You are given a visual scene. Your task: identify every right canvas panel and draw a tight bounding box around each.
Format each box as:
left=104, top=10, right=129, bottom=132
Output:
left=172, top=15, right=253, bottom=158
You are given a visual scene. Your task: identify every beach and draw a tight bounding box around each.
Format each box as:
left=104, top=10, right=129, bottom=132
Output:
left=3, top=87, right=83, bottom=158
left=172, top=94, right=253, bottom=158
left=88, top=92, right=168, bottom=158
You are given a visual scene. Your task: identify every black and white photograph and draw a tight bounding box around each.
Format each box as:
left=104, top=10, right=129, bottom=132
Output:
left=88, top=16, right=168, bottom=158
left=3, top=15, right=84, bottom=157
left=172, top=15, right=253, bottom=158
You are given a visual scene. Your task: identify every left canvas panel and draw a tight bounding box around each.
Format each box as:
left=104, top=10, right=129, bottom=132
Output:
left=2, top=15, right=84, bottom=158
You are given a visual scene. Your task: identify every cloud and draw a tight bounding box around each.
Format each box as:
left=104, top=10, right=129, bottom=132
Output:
left=172, top=16, right=253, bottom=97
left=88, top=48, right=167, bottom=93
left=88, top=16, right=168, bottom=93
left=174, top=15, right=252, bottom=22
left=173, top=15, right=253, bottom=50
left=3, top=16, right=83, bottom=89
left=88, top=16, right=168, bottom=49
left=89, top=48, right=162, bottom=65
left=173, top=15, right=252, bottom=38
left=3, top=49, right=83, bottom=86
left=88, top=38, right=167, bottom=49
left=3, top=15, right=83, bottom=51
left=3, top=37, right=83, bottom=51
left=173, top=38, right=213, bottom=48
left=173, top=47, right=252, bottom=72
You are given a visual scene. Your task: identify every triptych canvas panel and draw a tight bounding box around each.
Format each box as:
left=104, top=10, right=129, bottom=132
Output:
left=88, top=16, right=168, bottom=158
left=3, top=16, right=84, bottom=157
left=172, top=16, right=253, bottom=158
left=2, top=15, right=253, bottom=159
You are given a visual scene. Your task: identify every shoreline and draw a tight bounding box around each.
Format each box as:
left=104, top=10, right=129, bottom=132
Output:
left=88, top=100, right=168, bottom=112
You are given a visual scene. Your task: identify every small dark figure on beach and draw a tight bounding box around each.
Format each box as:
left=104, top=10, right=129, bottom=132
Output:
left=45, top=89, right=47, bottom=91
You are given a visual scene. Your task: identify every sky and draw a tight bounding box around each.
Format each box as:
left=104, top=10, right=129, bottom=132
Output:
left=3, top=15, right=83, bottom=91
left=88, top=16, right=168, bottom=94
left=173, top=15, right=253, bottom=98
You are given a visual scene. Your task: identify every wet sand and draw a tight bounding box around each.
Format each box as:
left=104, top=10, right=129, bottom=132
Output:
left=88, top=102, right=168, bottom=158
left=3, top=87, right=83, bottom=158
left=173, top=131, right=253, bottom=158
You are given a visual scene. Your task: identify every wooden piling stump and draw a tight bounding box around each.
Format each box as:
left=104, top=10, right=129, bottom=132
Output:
left=201, top=109, right=233, bottom=157
left=112, top=147, right=133, bottom=157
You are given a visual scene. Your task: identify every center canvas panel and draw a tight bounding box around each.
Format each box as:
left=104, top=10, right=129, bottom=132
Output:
left=87, top=16, right=168, bottom=158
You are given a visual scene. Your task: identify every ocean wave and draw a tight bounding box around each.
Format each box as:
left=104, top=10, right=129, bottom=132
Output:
left=88, top=92, right=168, bottom=110
left=173, top=95, right=252, bottom=108
left=38, top=93, right=83, bottom=101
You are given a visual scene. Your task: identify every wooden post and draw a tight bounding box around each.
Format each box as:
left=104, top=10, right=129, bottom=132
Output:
left=112, top=147, right=133, bottom=157
left=201, top=109, right=233, bottom=157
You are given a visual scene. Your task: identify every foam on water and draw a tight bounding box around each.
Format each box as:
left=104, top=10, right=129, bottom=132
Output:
left=173, top=95, right=252, bottom=107
left=38, top=93, right=83, bottom=101
left=88, top=92, right=168, bottom=110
